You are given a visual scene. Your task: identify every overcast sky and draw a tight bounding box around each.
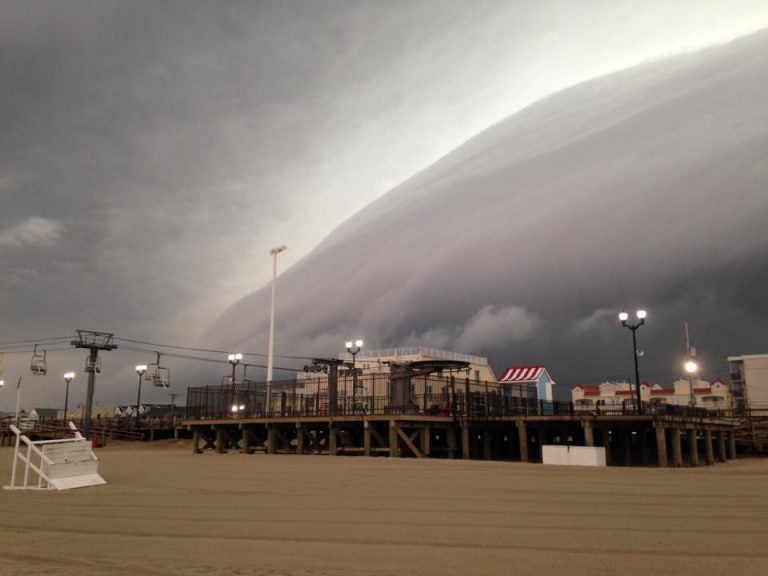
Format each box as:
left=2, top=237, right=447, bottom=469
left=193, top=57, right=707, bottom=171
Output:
left=2, top=0, right=768, bottom=411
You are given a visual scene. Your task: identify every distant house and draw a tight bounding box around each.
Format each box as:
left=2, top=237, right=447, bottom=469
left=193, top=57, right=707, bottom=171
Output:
left=114, top=404, right=182, bottom=419
left=114, top=405, right=133, bottom=418
left=115, top=404, right=148, bottom=418
left=498, top=366, right=555, bottom=402
left=26, top=408, right=59, bottom=422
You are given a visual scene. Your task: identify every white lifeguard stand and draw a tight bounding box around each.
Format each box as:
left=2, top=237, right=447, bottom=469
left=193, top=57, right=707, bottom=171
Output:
left=4, top=422, right=106, bottom=490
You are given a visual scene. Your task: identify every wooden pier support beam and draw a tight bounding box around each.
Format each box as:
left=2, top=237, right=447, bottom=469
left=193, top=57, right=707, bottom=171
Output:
left=517, top=421, right=528, bottom=462
left=461, top=424, right=470, bottom=460
left=717, top=430, right=727, bottom=462
left=688, top=429, right=699, bottom=467
left=394, top=423, right=424, bottom=458
left=671, top=428, right=683, bottom=467
left=216, top=428, right=227, bottom=454
left=329, top=424, right=337, bottom=456
left=421, top=424, right=431, bottom=458
left=363, top=421, right=371, bottom=457
left=241, top=427, right=251, bottom=454
left=582, top=421, right=594, bottom=447
left=295, top=423, right=304, bottom=455
left=655, top=426, right=668, bottom=468
left=728, top=430, right=737, bottom=460
left=266, top=426, right=277, bottom=454
left=704, top=429, right=714, bottom=465
left=193, top=429, right=202, bottom=453
left=388, top=421, right=399, bottom=458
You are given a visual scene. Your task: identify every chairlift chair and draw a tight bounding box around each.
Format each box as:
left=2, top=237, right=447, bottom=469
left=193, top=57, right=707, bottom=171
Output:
left=143, top=352, right=171, bottom=388
left=84, top=355, right=101, bottom=374
left=30, top=345, right=47, bottom=376
left=145, top=365, right=171, bottom=388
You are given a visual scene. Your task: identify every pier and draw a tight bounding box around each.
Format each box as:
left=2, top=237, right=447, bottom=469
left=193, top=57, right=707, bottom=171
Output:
left=183, top=373, right=739, bottom=467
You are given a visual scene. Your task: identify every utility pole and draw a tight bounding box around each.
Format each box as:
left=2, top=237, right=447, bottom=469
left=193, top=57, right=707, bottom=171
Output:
left=71, top=330, right=117, bottom=436
left=684, top=322, right=699, bottom=407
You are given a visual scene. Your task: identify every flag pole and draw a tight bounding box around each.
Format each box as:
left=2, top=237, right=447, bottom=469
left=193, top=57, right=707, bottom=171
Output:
left=14, top=376, right=22, bottom=426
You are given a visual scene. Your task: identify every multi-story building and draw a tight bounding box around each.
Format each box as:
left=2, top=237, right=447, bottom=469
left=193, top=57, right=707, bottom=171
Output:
left=728, top=354, right=768, bottom=409
left=572, top=379, right=733, bottom=410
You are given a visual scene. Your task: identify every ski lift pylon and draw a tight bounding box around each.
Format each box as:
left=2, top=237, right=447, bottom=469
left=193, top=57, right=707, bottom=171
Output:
left=30, top=345, right=48, bottom=376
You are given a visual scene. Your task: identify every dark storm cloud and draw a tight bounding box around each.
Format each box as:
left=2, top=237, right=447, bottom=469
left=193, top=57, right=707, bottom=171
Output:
left=210, top=30, right=768, bottom=396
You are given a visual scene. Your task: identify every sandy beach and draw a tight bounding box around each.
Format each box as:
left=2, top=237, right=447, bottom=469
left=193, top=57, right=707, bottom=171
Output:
left=1, top=442, right=767, bottom=576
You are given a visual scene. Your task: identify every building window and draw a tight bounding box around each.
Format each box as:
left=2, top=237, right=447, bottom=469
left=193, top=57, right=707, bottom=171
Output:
left=729, top=362, right=743, bottom=381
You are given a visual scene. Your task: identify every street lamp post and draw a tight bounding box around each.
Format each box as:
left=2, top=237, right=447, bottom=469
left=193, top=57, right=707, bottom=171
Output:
left=619, top=310, right=647, bottom=414
left=685, top=360, right=699, bottom=406
left=346, top=339, right=363, bottom=407
left=63, top=372, right=75, bottom=423
left=227, top=353, right=242, bottom=387
left=684, top=321, right=698, bottom=407
left=267, top=245, right=287, bottom=416
left=135, top=364, right=147, bottom=428
left=228, top=352, right=242, bottom=415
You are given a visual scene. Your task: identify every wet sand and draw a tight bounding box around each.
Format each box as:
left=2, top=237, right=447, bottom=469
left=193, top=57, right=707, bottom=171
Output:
left=1, top=442, right=767, bottom=576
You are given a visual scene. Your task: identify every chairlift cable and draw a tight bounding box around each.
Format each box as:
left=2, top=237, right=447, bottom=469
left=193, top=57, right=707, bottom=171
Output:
left=113, top=336, right=316, bottom=360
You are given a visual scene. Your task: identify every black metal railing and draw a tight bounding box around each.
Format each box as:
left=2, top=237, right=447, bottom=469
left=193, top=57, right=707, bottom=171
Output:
left=185, top=373, right=764, bottom=422
left=186, top=373, right=540, bottom=420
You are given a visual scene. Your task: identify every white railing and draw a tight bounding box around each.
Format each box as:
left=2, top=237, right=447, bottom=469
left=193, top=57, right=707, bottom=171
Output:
left=4, top=422, right=105, bottom=491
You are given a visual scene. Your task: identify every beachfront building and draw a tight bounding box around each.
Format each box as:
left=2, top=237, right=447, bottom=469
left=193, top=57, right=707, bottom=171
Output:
left=296, top=346, right=499, bottom=410
left=498, top=366, right=555, bottom=402
left=572, top=379, right=733, bottom=410
left=345, top=346, right=498, bottom=382
left=728, top=354, right=768, bottom=409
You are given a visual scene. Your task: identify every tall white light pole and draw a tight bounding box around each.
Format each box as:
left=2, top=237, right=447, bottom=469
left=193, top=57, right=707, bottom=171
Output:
left=267, top=245, right=287, bottom=416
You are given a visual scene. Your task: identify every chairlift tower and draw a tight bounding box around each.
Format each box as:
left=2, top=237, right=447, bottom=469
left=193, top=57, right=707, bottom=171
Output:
left=70, top=330, right=117, bottom=436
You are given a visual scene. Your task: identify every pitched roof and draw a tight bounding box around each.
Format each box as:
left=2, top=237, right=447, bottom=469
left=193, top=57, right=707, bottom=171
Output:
left=499, top=366, right=546, bottom=383
left=573, top=384, right=600, bottom=392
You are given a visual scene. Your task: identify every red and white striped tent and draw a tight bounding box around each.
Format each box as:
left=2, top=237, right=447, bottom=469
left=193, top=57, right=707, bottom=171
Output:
left=498, top=366, right=554, bottom=401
